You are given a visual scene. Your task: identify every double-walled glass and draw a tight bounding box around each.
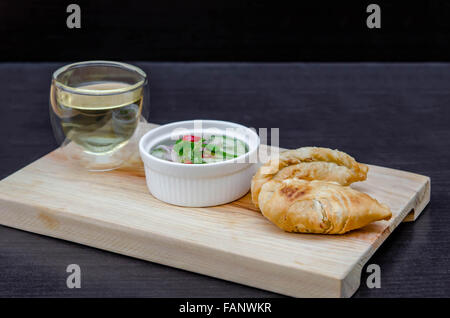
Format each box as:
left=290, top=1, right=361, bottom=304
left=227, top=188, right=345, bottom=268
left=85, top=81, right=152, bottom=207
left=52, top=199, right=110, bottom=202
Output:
left=50, top=61, right=148, bottom=171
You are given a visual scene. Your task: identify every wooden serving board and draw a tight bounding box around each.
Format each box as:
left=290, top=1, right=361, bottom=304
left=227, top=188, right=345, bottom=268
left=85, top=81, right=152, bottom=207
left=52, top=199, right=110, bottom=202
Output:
left=0, top=125, right=430, bottom=297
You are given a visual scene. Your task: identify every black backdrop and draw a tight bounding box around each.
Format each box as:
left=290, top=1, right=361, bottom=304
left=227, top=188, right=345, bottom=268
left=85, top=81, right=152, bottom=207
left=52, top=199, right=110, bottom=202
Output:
left=2, top=1, right=450, bottom=299
left=2, top=0, right=450, bottom=62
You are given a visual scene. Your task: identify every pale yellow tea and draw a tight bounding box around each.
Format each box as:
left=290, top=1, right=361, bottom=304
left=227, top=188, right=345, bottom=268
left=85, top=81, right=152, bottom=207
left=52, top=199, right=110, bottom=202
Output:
left=50, top=81, right=143, bottom=154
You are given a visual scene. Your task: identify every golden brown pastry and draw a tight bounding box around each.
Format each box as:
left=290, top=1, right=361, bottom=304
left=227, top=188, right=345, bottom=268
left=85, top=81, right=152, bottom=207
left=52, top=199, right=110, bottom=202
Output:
left=258, top=178, right=392, bottom=234
left=251, top=147, right=368, bottom=207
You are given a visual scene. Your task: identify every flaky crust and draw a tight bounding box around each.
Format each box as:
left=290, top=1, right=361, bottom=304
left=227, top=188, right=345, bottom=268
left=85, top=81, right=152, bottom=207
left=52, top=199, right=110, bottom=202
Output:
left=251, top=147, right=368, bottom=207
left=258, top=179, right=391, bottom=234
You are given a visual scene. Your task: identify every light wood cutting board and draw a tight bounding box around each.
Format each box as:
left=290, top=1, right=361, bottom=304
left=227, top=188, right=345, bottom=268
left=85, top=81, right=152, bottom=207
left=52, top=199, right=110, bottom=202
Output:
left=0, top=124, right=430, bottom=297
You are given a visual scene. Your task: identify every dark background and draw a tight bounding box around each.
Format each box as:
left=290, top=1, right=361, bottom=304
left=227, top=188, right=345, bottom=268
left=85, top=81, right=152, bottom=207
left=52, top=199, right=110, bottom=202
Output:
left=2, top=0, right=450, bottom=62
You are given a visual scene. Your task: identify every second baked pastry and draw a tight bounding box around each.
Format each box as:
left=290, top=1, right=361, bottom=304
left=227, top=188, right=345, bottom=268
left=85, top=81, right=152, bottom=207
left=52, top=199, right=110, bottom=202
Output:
left=251, top=147, right=368, bottom=207
left=258, top=178, right=392, bottom=234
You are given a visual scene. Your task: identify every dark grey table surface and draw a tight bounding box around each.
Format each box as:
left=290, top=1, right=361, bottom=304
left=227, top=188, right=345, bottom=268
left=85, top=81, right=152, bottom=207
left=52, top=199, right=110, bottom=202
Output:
left=0, top=62, right=449, bottom=298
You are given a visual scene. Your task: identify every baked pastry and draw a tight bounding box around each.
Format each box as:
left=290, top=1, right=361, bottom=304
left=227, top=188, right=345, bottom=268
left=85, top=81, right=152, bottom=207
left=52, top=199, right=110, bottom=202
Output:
left=251, top=147, right=368, bottom=207
left=258, top=178, right=392, bottom=234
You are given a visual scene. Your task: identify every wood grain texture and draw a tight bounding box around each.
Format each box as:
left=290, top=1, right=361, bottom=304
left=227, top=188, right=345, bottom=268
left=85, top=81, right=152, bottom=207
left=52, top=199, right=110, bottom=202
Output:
left=1, top=62, right=447, bottom=298
left=0, top=127, right=430, bottom=297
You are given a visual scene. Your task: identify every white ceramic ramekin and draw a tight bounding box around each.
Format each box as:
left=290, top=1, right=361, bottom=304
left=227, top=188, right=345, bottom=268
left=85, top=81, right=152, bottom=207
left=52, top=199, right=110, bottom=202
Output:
left=139, top=120, right=260, bottom=207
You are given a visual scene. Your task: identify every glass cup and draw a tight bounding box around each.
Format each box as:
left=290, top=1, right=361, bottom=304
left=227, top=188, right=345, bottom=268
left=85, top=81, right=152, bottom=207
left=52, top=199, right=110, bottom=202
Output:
left=50, top=61, right=149, bottom=171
